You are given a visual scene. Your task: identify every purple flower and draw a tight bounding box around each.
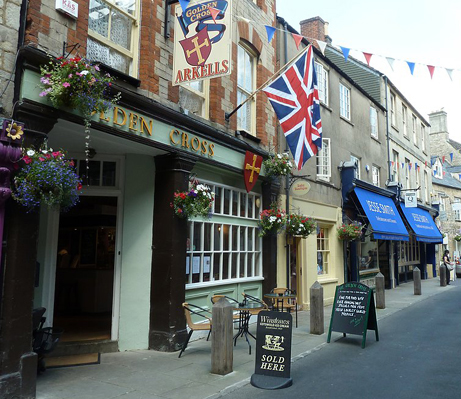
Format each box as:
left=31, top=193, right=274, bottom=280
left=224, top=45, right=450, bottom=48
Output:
left=40, top=77, right=50, bottom=85
left=39, top=88, right=51, bottom=97
left=63, top=82, right=70, bottom=88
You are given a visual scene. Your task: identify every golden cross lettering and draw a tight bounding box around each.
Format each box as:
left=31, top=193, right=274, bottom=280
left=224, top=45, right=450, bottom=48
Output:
left=186, top=37, right=210, bottom=65
left=245, top=155, right=260, bottom=183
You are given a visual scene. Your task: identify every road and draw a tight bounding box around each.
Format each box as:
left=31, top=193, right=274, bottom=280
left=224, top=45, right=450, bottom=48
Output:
left=221, top=284, right=461, bottom=399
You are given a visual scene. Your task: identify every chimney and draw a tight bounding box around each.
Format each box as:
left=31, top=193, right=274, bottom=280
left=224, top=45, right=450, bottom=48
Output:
left=428, top=110, right=448, bottom=135
left=299, top=16, right=331, bottom=45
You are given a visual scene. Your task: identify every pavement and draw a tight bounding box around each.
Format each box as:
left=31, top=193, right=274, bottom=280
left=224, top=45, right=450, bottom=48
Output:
left=36, top=277, right=457, bottom=399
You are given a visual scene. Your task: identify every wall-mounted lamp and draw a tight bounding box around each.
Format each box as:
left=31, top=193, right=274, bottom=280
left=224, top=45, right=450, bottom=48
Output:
left=87, top=148, right=97, bottom=159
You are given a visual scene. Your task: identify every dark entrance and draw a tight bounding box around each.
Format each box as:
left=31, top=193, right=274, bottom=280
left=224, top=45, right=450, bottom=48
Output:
left=54, top=196, right=117, bottom=343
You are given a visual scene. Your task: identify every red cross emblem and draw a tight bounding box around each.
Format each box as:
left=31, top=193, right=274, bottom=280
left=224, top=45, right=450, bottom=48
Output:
left=180, top=26, right=212, bottom=67
left=243, top=151, right=263, bottom=193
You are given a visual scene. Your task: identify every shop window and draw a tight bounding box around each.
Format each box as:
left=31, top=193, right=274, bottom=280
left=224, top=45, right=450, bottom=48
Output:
left=87, top=0, right=140, bottom=77
left=359, top=226, right=379, bottom=272
left=237, top=43, right=256, bottom=135
left=185, top=181, right=262, bottom=286
left=317, top=225, right=330, bottom=275
left=179, top=80, right=209, bottom=119
left=398, top=236, right=420, bottom=266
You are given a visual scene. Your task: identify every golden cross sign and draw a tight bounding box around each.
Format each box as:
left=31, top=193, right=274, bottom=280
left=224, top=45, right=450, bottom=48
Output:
left=245, top=154, right=260, bottom=183
left=186, top=37, right=210, bottom=65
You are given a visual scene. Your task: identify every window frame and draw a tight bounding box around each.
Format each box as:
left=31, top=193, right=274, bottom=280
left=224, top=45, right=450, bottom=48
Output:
left=237, top=43, right=257, bottom=135
left=179, top=80, right=210, bottom=119
left=315, top=61, right=329, bottom=106
left=351, top=155, right=360, bottom=179
left=421, top=124, right=426, bottom=152
left=316, top=137, right=331, bottom=181
left=392, top=150, right=399, bottom=183
left=316, top=224, right=331, bottom=276
left=390, top=93, right=396, bottom=126
left=370, top=106, right=378, bottom=139
left=339, top=83, right=351, bottom=120
left=412, top=114, right=418, bottom=146
left=87, top=0, right=140, bottom=77
left=424, top=170, right=429, bottom=203
left=404, top=158, right=410, bottom=189
left=402, top=104, right=408, bottom=137
left=372, top=165, right=380, bottom=187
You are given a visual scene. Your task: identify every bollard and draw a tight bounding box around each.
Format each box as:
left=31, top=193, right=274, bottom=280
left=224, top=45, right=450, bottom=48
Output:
left=440, top=264, right=447, bottom=287
left=211, top=298, right=233, bottom=375
left=413, top=267, right=421, bottom=295
left=375, top=272, right=385, bottom=309
left=310, top=281, right=324, bottom=335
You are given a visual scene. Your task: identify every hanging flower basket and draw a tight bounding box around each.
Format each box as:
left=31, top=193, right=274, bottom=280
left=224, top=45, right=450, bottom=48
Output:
left=170, top=180, right=214, bottom=219
left=262, top=153, right=293, bottom=177
left=40, top=56, right=120, bottom=161
left=11, top=146, right=82, bottom=212
left=454, top=234, right=461, bottom=242
left=286, top=214, right=316, bottom=238
left=337, top=221, right=363, bottom=241
left=257, top=206, right=287, bottom=237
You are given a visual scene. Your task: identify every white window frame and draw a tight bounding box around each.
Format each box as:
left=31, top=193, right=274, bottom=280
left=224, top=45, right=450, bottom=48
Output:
left=237, top=43, right=256, bottom=135
left=179, top=80, right=210, bottom=119
left=404, top=158, right=410, bottom=189
left=351, top=155, right=360, bottom=179
left=315, top=62, right=329, bottom=105
left=87, top=0, right=140, bottom=77
left=438, top=192, right=446, bottom=212
left=421, top=124, right=426, bottom=152
left=392, top=150, right=399, bottom=183
left=370, top=106, right=378, bottom=139
left=372, top=165, right=380, bottom=187
left=399, top=236, right=420, bottom=266
left=415, top=167, right=421, bottom=200
left=412, top=114, right=418, bottom=146
left=453, top=197, right=461, bottom=221
left=434, top=159, right=443, bottom=179
left=390, top=93, right=396, bottom=126
left=424, top=170, right=429, bottom=203
left=317, top=224, right=331, bottom=276
left=339, top=83, right=351, bottom=120
left=316, top=138, right=331, bottom=181
left=402, top=104, right=408, bottom=137
left=186, top=181, right=262, bottom=288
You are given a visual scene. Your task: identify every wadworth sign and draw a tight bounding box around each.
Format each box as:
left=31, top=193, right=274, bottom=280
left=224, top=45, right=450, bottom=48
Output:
left=173, top=0, right=232, bottom=85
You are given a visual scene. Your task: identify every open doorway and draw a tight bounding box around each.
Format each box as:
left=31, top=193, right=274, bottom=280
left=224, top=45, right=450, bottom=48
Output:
left=53, top=196, right=117, bottom=343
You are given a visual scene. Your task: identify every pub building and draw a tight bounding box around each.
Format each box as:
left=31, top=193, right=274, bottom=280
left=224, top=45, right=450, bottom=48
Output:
left=2, top=25, right=280, bottom=399
left=341, top=164, right=442, bottom=289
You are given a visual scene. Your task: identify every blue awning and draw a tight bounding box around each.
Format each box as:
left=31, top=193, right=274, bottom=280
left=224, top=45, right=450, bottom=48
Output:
left=355, top=187, right=409, bottom=241
left=400, top=205, right=443, bottom=243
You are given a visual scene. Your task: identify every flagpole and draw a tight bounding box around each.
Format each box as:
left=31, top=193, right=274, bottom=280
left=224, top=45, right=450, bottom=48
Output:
left=225, top=44, right=312, bottom=122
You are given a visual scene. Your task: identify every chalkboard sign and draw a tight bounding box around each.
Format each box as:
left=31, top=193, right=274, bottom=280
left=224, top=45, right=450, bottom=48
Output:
left=251, top=311, right=293, bottom=390
left=327, top=282, right=379, bottom=348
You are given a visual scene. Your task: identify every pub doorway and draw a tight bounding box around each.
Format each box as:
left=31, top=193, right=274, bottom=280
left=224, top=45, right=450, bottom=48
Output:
left=53, top=196, right=117, bottom=343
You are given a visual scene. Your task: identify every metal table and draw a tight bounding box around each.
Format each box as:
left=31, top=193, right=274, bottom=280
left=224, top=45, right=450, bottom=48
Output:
left=233, top=302, right=264, bottom=355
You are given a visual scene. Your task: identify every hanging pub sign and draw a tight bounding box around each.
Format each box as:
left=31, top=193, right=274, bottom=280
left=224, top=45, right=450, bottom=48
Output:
left=327, top=282, right=379, bottom=348
left=173, top=0, right=232, bottom=86
left=251, top=311, right=293, bottom=390
left=243, top=151, right=262, bottom=193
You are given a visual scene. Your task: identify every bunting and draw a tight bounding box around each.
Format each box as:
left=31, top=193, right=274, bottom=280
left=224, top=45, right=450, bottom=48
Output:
left=427, top=65, right=435, bottom=79
left=316, top=40, right=327, bottom=55
left=406, top=61, right=416, bottom=75
left=363, top=52, right=373, bottom=66
left=340, top=46, right=350, bottom=62
left=450, top=153, right=454, bottom=162
left=265, top=25, right=276, bottom=43
left=292, top=33, right=303, bottom=50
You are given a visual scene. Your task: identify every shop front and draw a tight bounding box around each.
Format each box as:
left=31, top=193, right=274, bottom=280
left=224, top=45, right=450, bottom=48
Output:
left=6, top=47, right=278, bottom=357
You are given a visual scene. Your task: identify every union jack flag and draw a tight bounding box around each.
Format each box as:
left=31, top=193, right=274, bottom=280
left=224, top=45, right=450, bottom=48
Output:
left=263, top=45, right=322, bottom=170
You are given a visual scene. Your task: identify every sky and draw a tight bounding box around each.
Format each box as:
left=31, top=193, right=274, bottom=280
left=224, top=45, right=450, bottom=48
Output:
left=276, top=0, right=461, bottom=141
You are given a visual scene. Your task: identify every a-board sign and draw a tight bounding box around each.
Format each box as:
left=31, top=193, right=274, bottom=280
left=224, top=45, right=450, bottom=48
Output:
left=251, top=311, right=293, bottom=390
left=327, top=282, right=379, bottom=348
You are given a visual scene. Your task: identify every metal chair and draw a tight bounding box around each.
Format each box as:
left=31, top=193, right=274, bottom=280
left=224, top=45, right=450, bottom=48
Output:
left=178, top=302, right=212, bottom=358
left=241, top=293, right=268, bottom=315
left=270, top=287, right=298, bottom=327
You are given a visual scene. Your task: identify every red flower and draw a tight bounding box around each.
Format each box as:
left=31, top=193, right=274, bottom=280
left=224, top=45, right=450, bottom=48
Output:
left=179, top=193, right=187, bottom=200
left=38, top=157, right=45, bottom=162
left=23, top=156, right=32, bottom=164
left=52, top=151, right=61, bottom=158
left=45, top=153, right=51, bottom=159
left=69, top=160, right=75, bottom=167
left=77, top=183, right=83, bottom=191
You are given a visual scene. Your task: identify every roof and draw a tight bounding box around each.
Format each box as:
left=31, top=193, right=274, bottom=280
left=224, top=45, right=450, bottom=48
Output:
left=448, top=138, right=461, bottom=152
left=432, top=161, right=461, bottom=190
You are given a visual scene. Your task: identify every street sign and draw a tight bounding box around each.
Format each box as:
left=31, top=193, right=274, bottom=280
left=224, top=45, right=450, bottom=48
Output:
left=251, top=311, right=293, bottom=389
left=327, top=282, right=379, bottom=348
left=404, top=191, right=417, bottom=208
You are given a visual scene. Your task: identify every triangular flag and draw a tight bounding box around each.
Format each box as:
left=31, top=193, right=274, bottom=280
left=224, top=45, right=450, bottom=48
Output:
left=409, top=163, right=412, bottom=170
left=418, top=166, right=420, bottom=171
left=443, top=171, right=446, bottom=176
left=391, top=161, right=394, bottom=167
left=415, top=162, right=418, bottom=169
left=442, top=156, right=446, bottom=163
left=427, top=65, right=435, bottom=79
left=265, top=26, right=276, bottom=43
left=433, top=170, right=436, bottom=176
left=292, top=33, right=303, bottom=50
left=363, top=52, right=373, bottom=66
left=209, top=7, right=220, bottom=23
left=425, top=161, right=428, bottom=167
left=316, top=40, right=327, bottom=55
left=401, top=163, right=405, bottom=169
left=459, top=174, right=461, bottom=180
left=397, top=162, right=399, bottom=169
left=446, top=68, right=454, bottom=81
left=178, top=0, right=190, bottom=13
left=406, top=61, right=416, bottom=75
left=386, top=57, right=395, bottom=71
left=450, top=153, right=454, bottom=162
left=340, top=46, right=350, bottom=62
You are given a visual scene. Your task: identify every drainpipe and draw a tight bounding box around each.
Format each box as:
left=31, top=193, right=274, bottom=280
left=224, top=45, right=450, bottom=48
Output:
left=283, top=22, right=290, bottom=289
left=384, top=76, right=391, bottom=181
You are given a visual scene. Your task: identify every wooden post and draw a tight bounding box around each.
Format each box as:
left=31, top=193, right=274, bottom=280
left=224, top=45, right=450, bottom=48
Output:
left=413, top=267, right=421, bottom=295
left=375, top=272, right=385, bottom=309
left=440, top=264, right=447, bottom=287
left=310, top=281, right=324, bottom=335
left=211, top=298, right=233, bottom=375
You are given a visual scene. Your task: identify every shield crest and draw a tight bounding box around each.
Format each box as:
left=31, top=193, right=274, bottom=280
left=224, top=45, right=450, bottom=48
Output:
left=243, top=151, right=262, bottom=193
left=180, top=26, right=212, bottom=66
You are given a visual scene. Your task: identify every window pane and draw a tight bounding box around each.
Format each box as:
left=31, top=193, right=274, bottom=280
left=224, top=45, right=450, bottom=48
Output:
left=232, top=226, right=238, bottom=251
left=214, top=224, right=221, bottom=250
left=223, top=224, right=230, bottom=251
left=214, top=187, right=222, bottom=214
left=102, top=161, right=116, bottom=186
left=114, top=0, right=135, bottom=15
left=193, top=223, right=201, bottom=251
left=89, top=0, right=109, bottom=37
left=231, top=253, right=238, bottom=278
left=223, top=253, right=230, bottom=279
left=248, top=195, right=254, bottom=218
left=223, top=189, right=231, bottom=214
left=247, top=253, right=253, bottom=277
left=204, top=223, right=212, bottom=251
left=213, top=253, right=221, bottom=281
left=240, top=192, right=247, bottom=217
left=247, top=228, right=253, bottom=251
left=87, top=38, right=130, bottom=75
left=239, top=255, right=245, bottom=278
left=179, top=86, right=204, bottom=117
left=203, top=254, right=210, bottom=282
left=232, top=191, right=238, bottom=216
left=79, top=160, right=101, bottom=186
left=110, top=10, right=132, bottom=50
left=240, top=227, right=245, bottom=251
